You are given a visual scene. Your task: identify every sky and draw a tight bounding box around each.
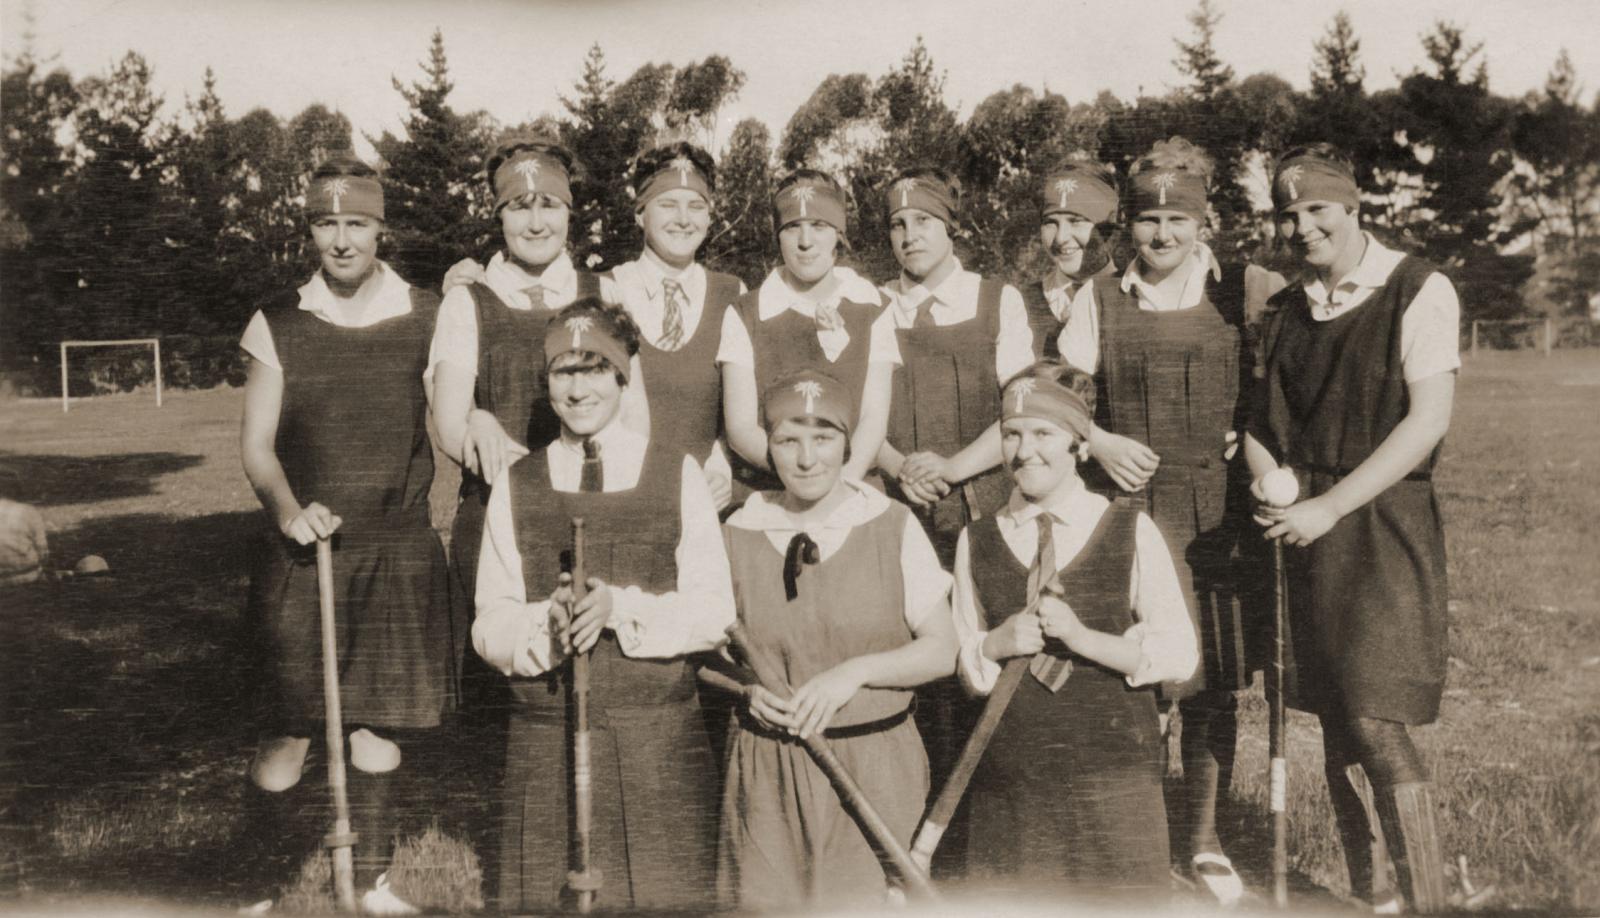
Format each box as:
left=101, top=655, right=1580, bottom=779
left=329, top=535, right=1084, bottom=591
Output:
left=3, top=0, right=1596, bottom=158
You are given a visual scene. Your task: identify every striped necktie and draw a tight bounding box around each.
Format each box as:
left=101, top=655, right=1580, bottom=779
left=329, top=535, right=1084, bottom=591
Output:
left=1026, top=513, right=1073, bottom=692
left=661, top=278, right=688, bottom=350
left=580, top=438, right=603, bottom=493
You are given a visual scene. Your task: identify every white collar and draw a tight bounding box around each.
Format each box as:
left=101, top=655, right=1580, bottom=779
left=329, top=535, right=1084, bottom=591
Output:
left=1119, top=242, right=1222, bottom=307
left=555, top=413, right=640, bottom=457
left=616, top=250, right=704, bottom=302
left=756, top=266, right=879, bottom=320
left=726, top=479, right=891, bottom=533
left=893, top=256, right=969, bottom=304
left=1002, top=476, right=1099, bottom=528
left=296, top=261, right=412, bottom=326
left=486, top=249, right=576, bottom=301
left=1300, top=233, right=1405, bottom=303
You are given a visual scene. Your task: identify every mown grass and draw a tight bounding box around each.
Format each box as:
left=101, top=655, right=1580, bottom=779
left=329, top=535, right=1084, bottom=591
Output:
left=1, top=352, right=1597, bottom=912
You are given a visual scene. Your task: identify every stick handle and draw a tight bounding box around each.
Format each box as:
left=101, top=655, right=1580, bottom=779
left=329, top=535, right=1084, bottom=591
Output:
left=567, top=518, right=601, bottom=913
left=1271, top=537, right=1289, bottom=908
left=316, top=539, right=358, bottom=913
left=913, top=656, right=1029, bottom=870
left=726, top=625, right=938, bottom=901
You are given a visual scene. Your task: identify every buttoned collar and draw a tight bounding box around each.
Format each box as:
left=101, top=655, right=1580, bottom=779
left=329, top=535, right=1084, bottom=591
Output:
left=1299, top=232, right=1404, bottom=309
left=726, top=478, right=890, bottom=534
left=756, top=266, right=879, bottom=321
left=1120, top=242, right=1222, bottom=310
left=296, top=260, right=412, bottom=327
left=485, top=249, right=576, bottom=309
left=1001, top=476, right=1102, bottom=530
left=554, top=412, right=639, bottom=459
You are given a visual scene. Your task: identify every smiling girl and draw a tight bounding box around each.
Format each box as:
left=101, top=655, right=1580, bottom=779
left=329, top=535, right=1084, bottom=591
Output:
left=1024, top=159, right=1120, bottom=360
left=951, top=361, right=1196, bottom=900
left=239, top=153, right=451, bottom=912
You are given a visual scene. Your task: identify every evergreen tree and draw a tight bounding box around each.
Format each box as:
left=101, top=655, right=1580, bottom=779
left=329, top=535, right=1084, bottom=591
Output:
left=372, top=30, right=494, bottom=289
left=703, top=118, right=775, bottom=286
left=1174, top=0, right=1235, bottom=102
left=1310, top=11, right=1364, bottom=98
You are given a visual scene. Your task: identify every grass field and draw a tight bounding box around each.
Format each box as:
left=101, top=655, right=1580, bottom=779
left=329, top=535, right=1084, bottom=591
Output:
left=1, top=350, right=1596, bottom=912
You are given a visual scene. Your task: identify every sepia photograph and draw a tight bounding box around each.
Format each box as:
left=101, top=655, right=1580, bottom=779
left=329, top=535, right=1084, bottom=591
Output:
left=1, top=0, right=1596, bottom=914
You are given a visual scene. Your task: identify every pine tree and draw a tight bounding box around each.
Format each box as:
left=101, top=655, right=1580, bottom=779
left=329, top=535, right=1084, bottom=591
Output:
left=703, top=118, right=774, bottom=286
left=373, top=30, right=494, bottom=288
left=1174, top=0, right=1235, bottom=102
left=1310, top=11, right=1364, bottom=98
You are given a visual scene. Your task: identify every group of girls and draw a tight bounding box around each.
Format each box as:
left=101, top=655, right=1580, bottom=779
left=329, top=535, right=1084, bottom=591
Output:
left=239, top=129, right=1458, bottom=914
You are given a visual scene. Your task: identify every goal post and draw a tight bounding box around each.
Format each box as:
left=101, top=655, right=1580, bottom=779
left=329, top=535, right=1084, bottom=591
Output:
left=59, top=338, right=163, bottom=413
left=1467, top=318, right=1554, bottom=358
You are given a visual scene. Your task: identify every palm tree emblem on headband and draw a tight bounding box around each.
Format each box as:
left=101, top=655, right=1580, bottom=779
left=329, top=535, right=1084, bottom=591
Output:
left=1278, top=164, right=1304, bottom=201
left=323, top=178, right=349, bottom=214
left=894, top=178, right=919, bottom=209
left=565, top=315, right=594, bottom=349
left=791, top=185, right=816, bottom=218
left=793, top=379, right=823, bottom=414
left=1010, top=377, right=1037, bottom=413
left=1054, top=178, right=1079, bottom=208
left=1153, top=172, right=1177, bottom=207
left=670, top=156, right=696, bottom=185
left=514, top=159, right=542, bottom=195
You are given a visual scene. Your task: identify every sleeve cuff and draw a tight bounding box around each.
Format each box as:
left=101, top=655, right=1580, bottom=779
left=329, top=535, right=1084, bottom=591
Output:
left=958, top=633, right=1002, bottom=695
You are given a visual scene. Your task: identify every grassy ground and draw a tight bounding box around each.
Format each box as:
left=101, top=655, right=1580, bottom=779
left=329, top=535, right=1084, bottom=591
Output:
left=1, top=351, right=1596, bottom=912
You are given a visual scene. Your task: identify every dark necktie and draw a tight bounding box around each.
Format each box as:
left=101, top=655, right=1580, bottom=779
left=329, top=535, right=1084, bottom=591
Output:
left=580, top=438, right=603, bottom=493
left=1026, top=514, right=1073, bottom=691
left=912, top=293, right=938, bottom=329
left=782, top=532, right=821, bottom=602
left=661, top=278, right=688, bottom=350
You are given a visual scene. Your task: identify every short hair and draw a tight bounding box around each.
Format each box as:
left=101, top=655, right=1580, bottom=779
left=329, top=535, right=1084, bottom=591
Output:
left=773, top=168, right=853, bottom=251
left=631, top=141, right=718, bottom=194
left=1130, top=136, right=1214, bottom=184
left=485, top=135, right=578, bottom=192
left=545, top=298, right=641, bottom=386
left=1274, top=142, right=1358, bottom=178
left=890, top=165, right=963, bottom=219
left=1015, top=359, right=1097, bottom=415
left=765, top=414, right=853, bottom=468
left=311, top=152, right=377, bottom=181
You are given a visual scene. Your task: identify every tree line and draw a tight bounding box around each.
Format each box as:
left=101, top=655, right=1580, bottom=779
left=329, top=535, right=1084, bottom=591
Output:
left=2, top=2, right=1597, bottom=392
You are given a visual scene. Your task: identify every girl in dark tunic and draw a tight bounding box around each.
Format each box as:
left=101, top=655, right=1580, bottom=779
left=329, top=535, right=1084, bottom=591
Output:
left=718, top=368, right=954, bottom=909
left=1023, top=158, right=1120, bottom=361
left=1055, top=138, right=1272, bottom=903
left=720, top=170, right=899, bottom=493
left=239, top=154, right=451, bottom=912
left=429, top=137, right=612, bottom=640
left=1247, top=143, right=1457, bottom=914
left=951, top=361, right=1196, bottom=902
left=471, top=299, right=735, bottom=912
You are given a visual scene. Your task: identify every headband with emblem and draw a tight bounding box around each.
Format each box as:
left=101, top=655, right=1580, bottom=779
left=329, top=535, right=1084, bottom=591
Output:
left=306, top=174, right=385, bottom=221
left=1127, top=168, right=1208, bottom=222
left=493, top=149, right=573, bottom=211
left=1039, top=166, right=1118, bottom=225
left=1272, top=155, right=1360, bottom=213
left=761, top=368, right=852, bottom=437
left=774, top=178, right=848, bottom=236
left=885, top=174, right=956, bottom=227
left=635, top=152, right=713, bottom=209
left=1001, top=375, right=1092, bottom=440
left=543, top=307, right=632, bottom=382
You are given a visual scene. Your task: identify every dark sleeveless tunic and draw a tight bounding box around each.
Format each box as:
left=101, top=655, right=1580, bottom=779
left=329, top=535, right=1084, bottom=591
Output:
left=730, top=290, right=880, bottom=494
left=886, top=277, right=1013, bottom=561
left=1090, top=266, right=1266, bottom=697
left=248, top=285, right=454, bottom=731
left=1255, top=255, right=1449, bottom=725
left=445, top=270, right=601, bottom=615
left=495, top=440, right=717, bottom=911
left=962, top=500, right=1169, bottom=894
left=634, top=270, right=742, bottom=465
left=1022, top=261, right=1117, bottom=362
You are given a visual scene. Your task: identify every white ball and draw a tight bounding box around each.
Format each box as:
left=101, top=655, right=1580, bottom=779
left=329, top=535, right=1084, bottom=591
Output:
left=1261, top=468, right=1300, bottom=508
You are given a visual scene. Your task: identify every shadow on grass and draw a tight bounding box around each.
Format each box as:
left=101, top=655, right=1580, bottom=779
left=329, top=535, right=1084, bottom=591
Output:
left=1, top=508, right=268, bottom=904
left=0, top=451, right=205, bottom=507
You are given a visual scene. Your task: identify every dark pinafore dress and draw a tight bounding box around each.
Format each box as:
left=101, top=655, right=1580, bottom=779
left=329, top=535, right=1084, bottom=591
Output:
left=247, top=288, right=455, bottom=732
left=635, top=270, right=743, bottom=467
left=498, top=440, right=718, bottom=912
left=718, top=501, right=928, bottom=909
left=886, top=278, right=1013, bottom=563
left=730, top=290, right=879, bottom=494
left=446, top=271, right=601, bottom=629
left=1022, top=261, right=1117, bottom=362
left=1256, top=256, right=1449, bottom=725
left=1091, top=267, right=1266, bottom=697
left=963, top=499, right=1169, bottom=895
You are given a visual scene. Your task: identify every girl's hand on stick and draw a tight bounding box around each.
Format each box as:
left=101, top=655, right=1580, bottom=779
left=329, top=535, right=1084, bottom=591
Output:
left=567, top=578, right=614, bottom=654
left=789, top=660, right=867, bottom=738
left=281, top=502, right=341, bottom=545
left=982, top=609, right=1045, bottom=661
left=746, top=685, right=795, bottom=733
